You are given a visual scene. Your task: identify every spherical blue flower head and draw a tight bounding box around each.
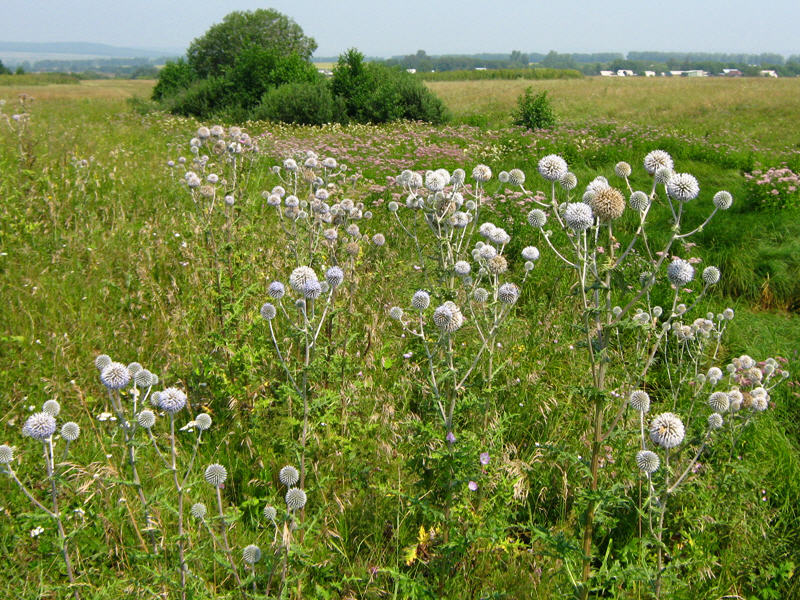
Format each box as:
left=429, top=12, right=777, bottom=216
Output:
left=564, top=203, right=594, bottom=232
left=268, top=281, right=285, bottom=299
left=23, top=412, right=57, bottom=440
left=667, top=258, right=695, bottom=287
left=158, top=387, right=187, bottom=414
left=538, top=155, right=568, bottom=181
left=100, top=362, right=131, bottom=390
left=412, top=290, right=430, bottom=310
left=325, top=266, right=344, bottom=288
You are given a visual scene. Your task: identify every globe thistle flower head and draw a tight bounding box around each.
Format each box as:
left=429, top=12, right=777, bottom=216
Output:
left=667, top=173, right=700, bottom=202
left=243, top=544, right=262, bottom=565
left=285, top=487, right=307, bottom=511
left=636, top=450, right=660, bottom=474
left=498, top=170, right=510, bottom=183
left=197, top=126, right=210, bottom=139
left=283, top=158, right=298, bottom=171
left=194, top=413, right=212, bottom=431
left=559, top=172, right=578, bottom=191
left=325, top=266, right=344, bottom=288
left=301, top=280, right=322, bottom=300
left=101, top=362, right=131, bottom=390
left=489, top=228, right=510, bottom=246
left=478, top=244, right=498, bottom=260
left=433, top=302, right=462, bottom=333
left=289, top=267, right=318, bottom=295
left=723, top=308, right=735, bottom=321
left=322, top=157, right=337, bottom=169
left=498, top=283, right=520, bottom=305
left=590, top=187, right=625, bottom=221
left=752, top=395, right=769, bottom=412
left=586, top=176, right=610, bottom=195
left=454, top=261, right=471, bottom=276
left=472, top=164, right=492, bottom=182
left=473, top=288, right=489, bottom=303
left=667, top=258, right=694, bottom=287
left=190, top=503, right=207, bottom=521
left=487, top=255, right=508, bottom=274
left=527, top=208, right=547, bottom=228
left=615, top=162, right=632, bottom=178
left=134, top=369, right=154, bottom=388
left=159, top=387, right=187, bottom=414
left=61, top=422, right=80, bottom=442
left=43, top=400, right=60, bottom=417
left=649, top=412, right=685, bottom=449
left=451, top=168, right=466, bottom=185
left=708, top=391, right=730, bottom=412
left=389, top=306, right=404, bottom=321
left=268, top=281, right=285, bottom=299
left=564, top=203, right=594, bottom=232
left=707, top=366, right=723, bottom=384
left=629, top=390, right=651, bottom=413
left=346, top=223, right=360, bottom=237
left=263, top=505, right=277, bottom=521
left=702, top=266, right=720, bottom=285
left=149, top=391, right=161, bottom=408
left=279, top=465, right=300, bottom=487
left=713, top=190, right=733, bottom=210
left=23, top=412, right=57, bottom=440
left=388, top=201, right=399, bottom=212
left=412, top=290, right=430, bottom=310
left=538, top=155, right=568, bottom=181
left=372, top=233, right=386, bottom=247
left=137, top=410, right=156, bottom=429
left=94, top=354, right=112, bottom=371
left=708, top=413, right=724, bottom=429
left=643, top=150, right=674, bottom=175
left=508, top=168, right=525, bottom=185
left=0, top=444, right=13, bottom=464
left=204, top=463, right=227, bottom=487
left=629, top=191, right=650, bottom=212
left=521, top=247, right=540, bottom=262
left=425, top=171, right=446, bottom=192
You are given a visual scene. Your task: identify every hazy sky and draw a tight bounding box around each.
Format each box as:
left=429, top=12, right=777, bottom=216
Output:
left=3, top=0, right=799, bottom=57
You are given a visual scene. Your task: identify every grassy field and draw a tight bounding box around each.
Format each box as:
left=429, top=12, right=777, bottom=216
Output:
left=1, top=77, right=799, bottom=599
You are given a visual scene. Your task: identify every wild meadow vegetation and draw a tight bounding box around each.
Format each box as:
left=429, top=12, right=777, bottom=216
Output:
left=1, top=74, right=800, bottom=600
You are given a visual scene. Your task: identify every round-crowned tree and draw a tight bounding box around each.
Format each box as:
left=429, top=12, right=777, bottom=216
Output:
left=187, top=9, right=317, bottom=78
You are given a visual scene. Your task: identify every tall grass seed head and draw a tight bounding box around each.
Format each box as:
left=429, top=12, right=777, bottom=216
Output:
left=667, top=258, right=695, bottom=287
left=137, top=410, right=156, bottom=429
left=527, top=209, right=547, bottom=228
left=629, top=191, right=650, bottom=212
left=649, top=412, right=685, bottom=449
left=713, top=190, right=733, bottom=210
left=23, top=412, right=57, bottom=440
left=101, top=362, right=131, bottom=390
left=61, top=422, right=80, bottom=442
left=204, top=463, right=227, bottom=487
left=243, top=544, right=262, bottom=564
left=644, top=150, right=674, bottom=175
left=0, top=444, right=14, bottom=464
left=412, top=290, right=430, bottom=310
left=279, top=465, right=300, bottom=487
left=629, top=390, right=651, bottom=413
left=564, top=203, right=594, bottom=231
left=94, top=354, right=112, bottom=370
left=286, top=487, right=307, bottom=510
left=636, top=450, right=660, bottom=474
left=538, top=154, right=568, bottom=181
left=43, top=399, right=60, bottom=417
left=667, top=173, right=700, bottom=202
left=590, top=187, right=625, bottom=221
left=159, top=387, right=187, bottom=414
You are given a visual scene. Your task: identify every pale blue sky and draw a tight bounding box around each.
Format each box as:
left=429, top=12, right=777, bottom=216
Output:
left=3, top=0, right=798, bottom=57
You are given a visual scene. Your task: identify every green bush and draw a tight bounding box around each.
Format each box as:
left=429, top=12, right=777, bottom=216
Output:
left=164, top=76, right=229, bottom=117
left=255, top=81, right=346, bottom=125
left=151, top=59, right=196, bottom=101
left=512, top=87, right=556, bottom=130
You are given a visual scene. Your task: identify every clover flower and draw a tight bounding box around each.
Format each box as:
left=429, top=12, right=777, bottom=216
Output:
left=538, top=155, right=568, bottom=181
left=702, top=266, right=720, bottom=285
left=243, top=544, right=262, bottom=564
left=101, top=362, right=131, bottom=390
left=590, top=187, right=625, bottom=221
left=643, top=150, right=674, bottom=175
left=527, top=209, right=547, bottom=228
left=190, top=503, right=207, bottom=520
left=43, top=400, right=60, bottom=417
left=667, top=258, right=694, bottom=287
left=260, top=302, right=277, bottom=320
left=137, top=410, right=156, bottom=429
left=564, top=203, right=594, bottom=231
left=159, top=387, right=187, bottom=414
left=0, top=444, right=14, bottom=464
left=61, top=422, right=80, bottom=442
left=713, top=190, right=733, bottom=210
left=472, top=164, right=492, bottom=182
left=286, top=487, right=307, bottom=511
left=23, top=412, right=57, bottom=440
left=629, top=191, right=650, bottom=212
left=498, top=283, right=520, bottom=305
left=649, top=412, right=685, bottom=449
left=194, top=413, right=212, bottom=431
left=615, top=162, right=632, bottom=177
left=629, top=390, right=651, bottom=413
left=204, top=463, right=227, bottom=487
left=636, top=450, right=660, bottom=474
left=279, top=465, right=300, bottom=487
left=667, top=173, right=700, bottom=202
left=708, top=392, right=730, bottom=412
left=559, top=172, right=578, bottom=191
left=508, top=168, right=525, bottom=185
left=412, top=290, right=430, bottom=310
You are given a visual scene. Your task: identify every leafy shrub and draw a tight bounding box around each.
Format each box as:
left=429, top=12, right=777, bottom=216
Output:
left=164, top=77, right=229, bottom=117
left=255, top=81, right=345, bottom=125
left=151, top=59, right=196, bottom=101
left=512, top=87, right=556, bottom=130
